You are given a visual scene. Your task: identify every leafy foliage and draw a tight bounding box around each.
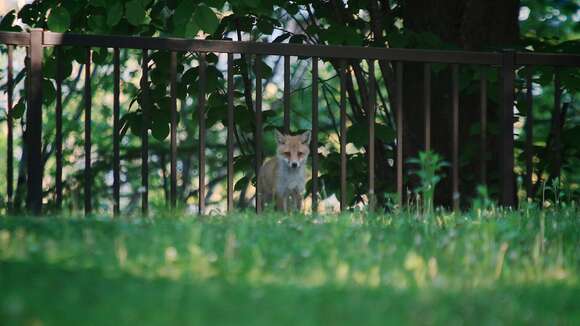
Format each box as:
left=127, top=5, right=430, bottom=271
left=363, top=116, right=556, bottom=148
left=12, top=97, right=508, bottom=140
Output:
left=46, top=6, right=70, bottom=32
left=0, top=0, right=578, bottom=213
left=408, top=151, right=448, bottom=214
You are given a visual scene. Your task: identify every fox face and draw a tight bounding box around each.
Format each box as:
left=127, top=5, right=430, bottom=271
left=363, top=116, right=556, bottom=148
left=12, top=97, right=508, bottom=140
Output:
left=275, top=130, right=311, bottom=169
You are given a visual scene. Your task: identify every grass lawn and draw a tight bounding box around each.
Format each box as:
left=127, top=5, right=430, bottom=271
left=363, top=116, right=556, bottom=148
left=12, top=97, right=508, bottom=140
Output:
left=1, top=207, right=579, bottom=325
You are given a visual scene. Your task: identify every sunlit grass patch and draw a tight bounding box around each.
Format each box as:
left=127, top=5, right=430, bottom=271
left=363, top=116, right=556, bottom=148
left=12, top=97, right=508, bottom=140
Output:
left=1, top=207, right=579, bottom=325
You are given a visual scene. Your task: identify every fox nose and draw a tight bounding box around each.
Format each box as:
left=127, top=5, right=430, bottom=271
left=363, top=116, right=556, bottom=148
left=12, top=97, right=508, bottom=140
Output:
left=291, top=162, right=298, bottom=168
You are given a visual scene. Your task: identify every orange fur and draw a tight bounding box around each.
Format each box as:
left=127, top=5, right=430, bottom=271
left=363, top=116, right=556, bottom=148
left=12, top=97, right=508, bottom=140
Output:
left=258, top=130, right=311, bottom=212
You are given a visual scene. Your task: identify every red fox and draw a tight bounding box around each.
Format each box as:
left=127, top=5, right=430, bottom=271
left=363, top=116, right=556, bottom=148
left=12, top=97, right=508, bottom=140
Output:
left=258, top=130, right=311, bottom=212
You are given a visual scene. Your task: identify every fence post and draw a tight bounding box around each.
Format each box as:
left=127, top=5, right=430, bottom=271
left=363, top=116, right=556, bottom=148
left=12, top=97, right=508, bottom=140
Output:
left=26, top=28, right=43, bottom=214
left=500, top=51, right=515, bottom=207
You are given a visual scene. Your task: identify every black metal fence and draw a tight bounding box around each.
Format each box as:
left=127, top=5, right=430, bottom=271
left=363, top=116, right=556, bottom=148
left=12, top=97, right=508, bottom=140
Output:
left=1, top=29, right=579, bottom=215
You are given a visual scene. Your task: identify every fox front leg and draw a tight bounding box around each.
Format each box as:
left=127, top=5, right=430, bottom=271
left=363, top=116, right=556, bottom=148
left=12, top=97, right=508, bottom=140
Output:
left=275, top=194, right=288, bottom=212
left=290, top=191, right=302, bottom=212
left=295, top=196, right=302, bottom=212
left=259, top=191, right=272, bottom=212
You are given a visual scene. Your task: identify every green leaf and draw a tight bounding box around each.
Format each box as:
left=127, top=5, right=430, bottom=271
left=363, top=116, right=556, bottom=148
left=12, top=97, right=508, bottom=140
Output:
left=254, top=60, right=273, bottom=79
left=206, top=104, right=227, bottom=128
left=90, top=0, right=108, bottom=7
left=272, top=32, right=291, bottom=43
left=206, top=66, right=223, bottom=92
left=126, top=0, right=146, bottom=26
left=205, top=0, right=226, bottom=8
left=286, top=3, right=299, bottom=15
left=18, top=4, right=41, bottom=27
left=185, top=19, right=200, bottom=37
left=42, top=79, right=56, bottom=105
left=155, top=97, right=172, bottom=114
left=208, top=93, right=227, bottom=108
left=386, top=31, right=409, bottom=48
left=151, top=114, right=170, bottom=140
left=47, top=7, right=71, bottom=33
left=320, top=25, right=361, bottom=46
left=107, top=2, right=123, bottom=26
left=234, top=154, right=254, bottom=172
left=0, top=10, right=16, bottom=28
left=289, top=34, right=307, bottom=44
left=174, top=0, right=195, bottom=27
left=206, top=53, right=219, bottom=64
left=0, top=10, right=22, bottom=32
left=235, top=105, right=253, bottom=132
left=194, top=5, right=219, bottom=35
left=92, top=47, right=110, bottom=65
left=232, top=15, right=255, bottom=32
left=167, top=0, right=178, bottom=9
left=43, top=54, right=72, bottom=81
left=242, top=0, right=261, bottom=9
left=257, top=19, right=274, bottom=34
left=233, top=58, right=248, bottom=75
left=12, top=98, right=26, bottom=119
left=181, top=66, right=198, bottom=82
left=347, top=122, right=395, bottom=148
left=88, top=14, right=107, bottom=33
left=234, top=175, right=250, bottom=191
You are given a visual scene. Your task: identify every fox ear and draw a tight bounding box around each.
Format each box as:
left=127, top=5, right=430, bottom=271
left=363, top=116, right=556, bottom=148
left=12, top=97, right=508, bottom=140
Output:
left=275, top=129, right=286, bottom=144
left=300, top=130, right=311, bottom=144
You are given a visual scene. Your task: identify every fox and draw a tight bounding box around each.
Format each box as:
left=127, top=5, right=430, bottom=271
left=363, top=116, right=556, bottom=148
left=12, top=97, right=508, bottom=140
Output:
left=258, top=130, right=311, bottom=212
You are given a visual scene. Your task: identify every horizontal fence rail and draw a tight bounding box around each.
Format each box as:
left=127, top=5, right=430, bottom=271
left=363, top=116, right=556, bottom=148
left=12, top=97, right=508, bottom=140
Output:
left=0, top=31, right=30, bottom=45
left=2, top=31, right=579, bottom=66
left=1, top=29, right=579, bottom=215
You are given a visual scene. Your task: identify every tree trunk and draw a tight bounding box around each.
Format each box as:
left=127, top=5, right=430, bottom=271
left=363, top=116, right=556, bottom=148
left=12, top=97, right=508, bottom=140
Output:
left=401, top=0, right=520, bottom=206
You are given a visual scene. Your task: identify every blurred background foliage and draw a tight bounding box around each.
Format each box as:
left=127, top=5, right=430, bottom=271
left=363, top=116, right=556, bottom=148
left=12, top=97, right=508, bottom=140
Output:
left=0, top=0, right=578, bottom=214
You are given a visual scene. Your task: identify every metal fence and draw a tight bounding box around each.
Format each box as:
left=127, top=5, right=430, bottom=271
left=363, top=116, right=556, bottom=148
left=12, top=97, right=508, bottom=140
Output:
left=1, top=29, right=579, bottom=215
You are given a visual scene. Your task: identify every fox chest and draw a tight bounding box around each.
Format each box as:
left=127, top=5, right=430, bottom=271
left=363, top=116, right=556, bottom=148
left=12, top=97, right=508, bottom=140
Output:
left=276, top=170, right=305, bottom=195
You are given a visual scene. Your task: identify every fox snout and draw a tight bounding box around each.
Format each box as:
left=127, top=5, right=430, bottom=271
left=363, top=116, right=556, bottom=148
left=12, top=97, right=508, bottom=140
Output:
left=285, top=158, right=301, bottom=169
left=279, top=154, right=303, bottom=169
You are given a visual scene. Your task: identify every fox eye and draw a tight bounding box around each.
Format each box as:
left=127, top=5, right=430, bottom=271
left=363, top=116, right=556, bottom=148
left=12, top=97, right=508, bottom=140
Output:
left=283, top=151, right=291, bottom=156
left=297, top=152, right=304, bottom=156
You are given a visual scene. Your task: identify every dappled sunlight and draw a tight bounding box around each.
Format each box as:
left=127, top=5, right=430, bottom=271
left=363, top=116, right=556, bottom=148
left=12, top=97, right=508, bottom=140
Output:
left=1, top=207, right=579, bottom=325
left=1, top=208, right=579, bottom=292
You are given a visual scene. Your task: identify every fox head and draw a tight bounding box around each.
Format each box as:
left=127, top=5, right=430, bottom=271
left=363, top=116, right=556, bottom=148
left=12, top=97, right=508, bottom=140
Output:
left=275, top=130, right=311, bottom=169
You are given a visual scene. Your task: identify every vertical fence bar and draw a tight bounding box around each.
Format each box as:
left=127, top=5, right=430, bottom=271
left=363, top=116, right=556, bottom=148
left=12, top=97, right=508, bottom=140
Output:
left=198, top=53, right=207, bottom=215
left=141, top=49, right=149, bottom=215
left=84, top=47, right=92, bottom=215
left=55, top=47, right=63, bottom=210
left=525, top=70, right=533, bottom=197
left=311, top=57, right=319, bottom=212
left=500, top=51, right=515, bottom=207
left=227, top=53, right=234, bottom=212
left=113, top=48, right=120, bottom=215
left=26, top=28, right=43, bottom=214
left=396, top=61, right=403, bottom=205
left=424, top=63, right=431, bottom=151
left=552, top=68, right=562, bottom=181
left=24, top=47, right=30, bottom=205
left=6, top=45, right=14, bottom=211
left=284, top=55, right=290, bottom=134
left=452, top=64, right=460, bottom=211
left=339, top=60, right=347, bottom=211
left=368, top=59, right=376, bottom=211
left=170, top=51, right=177, bottom=210
left=255, top=55, right=263, bottom=213
left=480, top=66, right=487, bottom=186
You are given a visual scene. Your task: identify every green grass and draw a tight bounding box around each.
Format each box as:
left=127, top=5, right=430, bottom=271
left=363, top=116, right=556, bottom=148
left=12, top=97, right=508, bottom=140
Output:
left=1, top=207, right=579, bottom=325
